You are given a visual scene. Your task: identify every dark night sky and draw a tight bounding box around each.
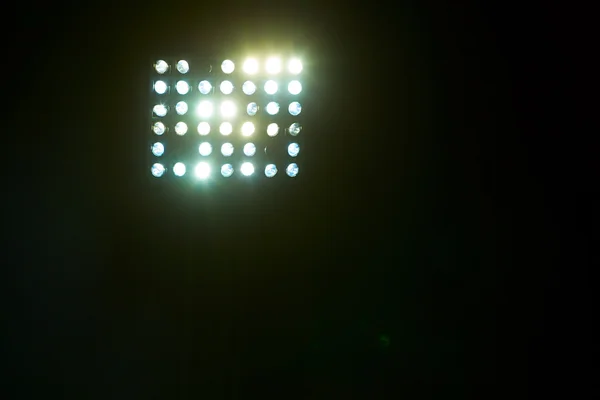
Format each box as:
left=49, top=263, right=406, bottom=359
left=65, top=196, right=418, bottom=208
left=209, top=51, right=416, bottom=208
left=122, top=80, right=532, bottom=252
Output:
left=3, top=1, right=592, bottom=398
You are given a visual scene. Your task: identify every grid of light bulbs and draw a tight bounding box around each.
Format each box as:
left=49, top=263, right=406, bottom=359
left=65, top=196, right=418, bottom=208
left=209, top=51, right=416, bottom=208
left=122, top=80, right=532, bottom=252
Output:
left=149, top=57, right=304, bottom=179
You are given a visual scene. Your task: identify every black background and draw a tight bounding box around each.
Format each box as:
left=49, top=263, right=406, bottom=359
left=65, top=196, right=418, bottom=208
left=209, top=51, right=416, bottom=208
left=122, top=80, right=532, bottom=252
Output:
left=3, top=1, right=593, bottom=398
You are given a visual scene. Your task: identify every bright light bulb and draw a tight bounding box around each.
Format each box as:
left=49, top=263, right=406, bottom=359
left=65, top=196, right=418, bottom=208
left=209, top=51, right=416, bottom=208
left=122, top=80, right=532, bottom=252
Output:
left=243, top=142, right=256, bottom=156
left=219, top=122, right=232, bottom=136
left=221, top=143, right=234, bottom=156
left=198, top=80, right=212, bottom=94
left=247, top=102, right=258, bottom=116
left=265, top=57, right=281, bottom=74
left=241, top=122, right=255, bottom=136
left=195, top=162, right=210, bottom=179
left=264, top=80, right=278, bottom=94
left=286, top=163, right=299, bottom=177
left=220, top=80, right=234, bottom=94
left=240, top=162, right=254, bottom=176
left=154, top=80, right=167, bottom=94
left=265, top=164, right=278, bottom=178
left=151, top=142, right=164, bottom=157
left=221, top=59, right=235, bottom=74
left=221, top=164, right=234, bottom=177
left=289, top=122, right=301, bottom=136
left=220, top=100, right=236, bottom=118
left=266, top=102, right=279, bottom=115
left=267, top=123, right=279, bottom=137
left=173, top=162, right=186, bottom=177
left=153, top=104, right=167, bottom=117
left=288, top=101, right=302, bottom=116
left=176, top=60, right=189, bottom=74
left=243, top=58, right=258, bottom=74
left=288, top=80, right=302, bottom=95
left=197, top=122, right=210, bottom=136
left=242, top=81, right=256, bottom=95
left=199, top=142, right=212, bottom=156
left=175, top=122, right=188, bottom=135
left=176, top=80, right=190, bottom=95
left=153, top=122, right=166, bottom=135
left=288, top=58, right=303, bottom=74
left=175, top=101, right=188, bottom=115
left=155, top=60, right=168, bottom=74
left=197, top=101, right=213, bottom=118
left=288, top=143, right=300, bottom=157
left=151, top=163, right=165, bottom=177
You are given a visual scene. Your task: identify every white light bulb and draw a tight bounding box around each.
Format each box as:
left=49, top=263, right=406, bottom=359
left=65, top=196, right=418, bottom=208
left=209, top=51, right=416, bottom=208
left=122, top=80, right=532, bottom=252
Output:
left=221, top=59, right=235, bottom=74
left=151, top=142, right=164, bottom=157
left=241, top=122, right=255, bottom=136
left=288, top=58, right=303, bottom=75
left=154, top=80, right=167, bottom=94
left=176, top=60, right=189, bottom=74
left=265, top=164, right=278, bottom=178
left=242, top=81, right=256, bottom=95
left=175, top=101, right=188, bottom=115
left=197, top=100, right=213, bottom=118
left=173, top=162, right=186, bottom=177
left=243, top=142, right=256, bottom=157
left=240, top=162, right=254, bottom=176
left=197, top=122, right=210, bottom=136
left=220, top=80, right=234, bottom=95
left=219, top=122, right=232, bottom=136
left=265, top=57, right=281, bottom=74
left=174, top=122, right=188, bottom=135
left=288, top=101, right=302, bottom=116
left=199, top=142, right=212, bottom=156
left=153, top=122, right=166, bottom=135
left=266, top=102, right=279, bottom=115
left=176, top=80, right=190, bottom=95
left=264, top=80, right=278, bottom=95
left=221, top=143, right=234, bottom=156
left=195, top=162, right=210, bottom=179
left=220, top=100, right=236, bottom=118
left=267, top=123, right=279, bottom=137
left=243, top=58, right=259, bottom=74
left=151, top=163, right=165, bottom=177
left=198, top=80, right=212, bottom=94
left=153, top=104, right=167, bottom=117
left=155, top=60, right=168, bottom=74
left=288, top=80, right=302, bottom=95
left=221, top=164, right=234, bottom=177
left=286, top=163, right=299, bottom=177
left=288, top=143, right=300, bottom=157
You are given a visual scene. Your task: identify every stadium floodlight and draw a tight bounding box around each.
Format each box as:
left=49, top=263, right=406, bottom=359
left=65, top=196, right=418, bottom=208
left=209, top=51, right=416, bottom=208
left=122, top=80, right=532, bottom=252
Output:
left=220, top=100, right=236, bottom=118
left=288, top=58, right=303, bottom=75
left=199, top=142, right=213, bottom=156
left=288, top=101, right=302, bottom=116
left=266, top=102, right=279, bottom=115
left=288, top=143, right=299, bottom=157
left=176, top=80, right=190, bottom=95
left=155, top=60, right=169, bottom=74
left=151, top=163, right=165, bottom=177
left=240, top=162, right=254, bottom=176
left=265, top=164, right=277, bottom=177
left=289, top=122, right=301, bottom=136
left=221, top=59, right=235, bottom=74
left=153, top=104, right=167, bottom=117
left=286, top=163, right=299, bottom=177
left=153, top=121, right=166, bottom=135
left=221, top=143, right=234, bottom=156
left=243, top=142, right=256, bottom=156
left=267, top=123, right=279, bottom=137
left=154, top=80, right=167, bottom=94
left=264, top=80, right=278, bottom=95
left=197, top=100, right=213, bottom=118
left=173, top=162, right=186, bottom=176
left=241, top=122, right=255, bottom=136
left=288, top=80, right=302, bottom=95
left=243, top=58, right=259, bottom=74
left=151, top=142, right=164, bottom=157
left=247, top=102, right=258, bottom=116
left=176, top=60, right=190, bottom=74
left=197, top=122, right=210, bottom=136
left=175, top=121, right=188, bottom=135
left=220, top=80, right=234, bottom=95
left=219, top=122, right=233, bottom=136
left=175, top=101, right=188, bottom=115
left=198, top=80, right=212, bottom=94
left=265, top=57, right=282, bottom=74
left=221, top=164, right=234, bottom=177
left=195, top=162, right=210, bottom=179
left=242, top=81, right=256, bottom=95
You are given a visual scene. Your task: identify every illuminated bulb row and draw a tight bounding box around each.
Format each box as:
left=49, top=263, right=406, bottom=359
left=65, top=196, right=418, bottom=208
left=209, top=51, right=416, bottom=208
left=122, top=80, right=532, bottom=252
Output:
left=154, top=58, right=302, bottom=75
left=152, top=121, right=302, bottom=137
left=154, top=79, right=302, bottom=95
left=153, top=101, right=302, bottom=117
left=151, top=162, right=299, bottom=178
left=151, top=141, right=299, bottom=158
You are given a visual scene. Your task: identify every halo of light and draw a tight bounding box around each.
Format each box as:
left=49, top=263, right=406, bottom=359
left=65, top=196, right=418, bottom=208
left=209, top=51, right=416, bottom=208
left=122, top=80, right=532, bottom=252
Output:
left=174, top=122, right=188, bottom=135
left=288, top=80, right=302, bottom=95
left=197, top=122, right=210, bottom=136
left=247, top=102, right=258, bottom=116
left=265, top=57, right=282, bottom=74
left=267, top=123, right=279, bottom=137
left=195, top=162, right=210, bottom=179
left=175, top=80, right=190, bottom=95
left=288, top=58, right=303, bottom=74
left=288, top=143, right=300, bottom=157
left=220, top=100, right=236, bottom=118
left=220, top=80, right=234, bottom=94
left=240, top=162, right=254, bottom=176
left=175, top=101, right=188, bottom=115
left=197, top=100, right=213, bottom=118
left=176, top=60, right=189, bottom=74
left=286, top=163, right=299, bottom=177
left=153, top=104, right=167, bottom=117
left=289, top=122, right=302, bottom=136
left=173, top=162, right=186, bottom=177
left=243, top=58, right=258, bottom=74
left=151, top=163, right=165, bottom=177
left=219, top=122, right=233, bottom=136
left=153, top=121, right=166, bottom=135
left=264, top=80, right=278, bottom=94
left=154, top=80, right=167, bottom=94
left=151, top=142, right=164, bottom=157
left=155, top=60, right=168, bottom=74
left=241, top=122, right=255, bottom=136
left=198, top=80, right=212, bottom=94
left=265, top=164, right=278, bottom=178
left=221, top=143, right=234, bottom=156
left=266, top=102, right=280, bottom=115
left=199, top=142, right=212, bottom=156
left=221, top=59, right=235, bottom=74
left=243, top=143, right=256, bottom=156
left=242, top=81, right=256, bottom=95
left=288, top=101, right=302, bottom=116
left=221, top=164, right=234, bottom=177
